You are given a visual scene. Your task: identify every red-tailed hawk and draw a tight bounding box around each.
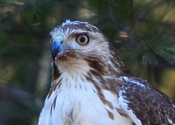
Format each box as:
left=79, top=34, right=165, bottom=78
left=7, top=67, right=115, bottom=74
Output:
left=38, top=20, right=175, bottom=125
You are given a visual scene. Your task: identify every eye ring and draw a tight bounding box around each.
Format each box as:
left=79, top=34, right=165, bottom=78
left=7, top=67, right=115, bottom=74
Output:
left=76, top=34, right=89, bottom=45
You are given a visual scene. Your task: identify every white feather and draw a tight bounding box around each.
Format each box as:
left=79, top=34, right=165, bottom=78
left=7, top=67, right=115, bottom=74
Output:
left=38, top=72, right=134, bottom=125
left=118, top=90, right=142, bottom=125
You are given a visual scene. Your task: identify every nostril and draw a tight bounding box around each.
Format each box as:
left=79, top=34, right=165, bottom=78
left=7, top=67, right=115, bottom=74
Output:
left=54, top=35, right=64, bottom=44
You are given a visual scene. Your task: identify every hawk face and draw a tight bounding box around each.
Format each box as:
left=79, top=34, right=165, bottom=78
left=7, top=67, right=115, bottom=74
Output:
left=50, top=20, right=116, bottom=75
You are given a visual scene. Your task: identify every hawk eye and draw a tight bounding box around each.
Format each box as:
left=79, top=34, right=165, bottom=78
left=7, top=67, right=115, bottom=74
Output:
left=76, top=34, right=89, bottom=45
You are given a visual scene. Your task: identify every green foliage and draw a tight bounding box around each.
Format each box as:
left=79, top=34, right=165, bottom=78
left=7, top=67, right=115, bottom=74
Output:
left=136, top=18, right=175, bottom=81
left=84, top=0, right=133, bottom=40
left=0, top=1, right=59, bottom=125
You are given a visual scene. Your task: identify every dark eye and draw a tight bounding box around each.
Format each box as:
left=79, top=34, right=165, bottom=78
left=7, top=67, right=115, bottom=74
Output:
left=76, top=34, right=89, bottom=45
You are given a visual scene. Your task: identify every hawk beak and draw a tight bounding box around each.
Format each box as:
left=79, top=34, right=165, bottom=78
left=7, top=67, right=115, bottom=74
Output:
left=51, top=35, right=65, bottom=60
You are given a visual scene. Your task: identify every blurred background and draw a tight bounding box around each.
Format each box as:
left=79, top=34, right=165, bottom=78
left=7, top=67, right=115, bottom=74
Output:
left=0, top=0, right=175, bottom=125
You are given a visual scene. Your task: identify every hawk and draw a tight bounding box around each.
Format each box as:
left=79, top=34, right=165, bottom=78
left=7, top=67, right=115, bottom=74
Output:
left=38, top=20, right=175, bottom=125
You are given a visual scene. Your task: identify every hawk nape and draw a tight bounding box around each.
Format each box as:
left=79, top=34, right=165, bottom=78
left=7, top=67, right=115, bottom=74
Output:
left=38, top=20, right=175, bottom=125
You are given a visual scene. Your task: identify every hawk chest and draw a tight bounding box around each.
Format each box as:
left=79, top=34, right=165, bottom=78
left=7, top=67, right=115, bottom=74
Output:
left=38, top=75, right=133, bottom=125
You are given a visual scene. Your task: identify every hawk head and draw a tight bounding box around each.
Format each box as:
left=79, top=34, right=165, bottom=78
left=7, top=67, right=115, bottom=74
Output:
left=50, top=20, right=128, bottom=80
left=39, top=20, right=175, bottom=125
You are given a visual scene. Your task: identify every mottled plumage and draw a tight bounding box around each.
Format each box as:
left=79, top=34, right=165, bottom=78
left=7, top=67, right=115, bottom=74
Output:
left=38, top=20, right=175, bottom=125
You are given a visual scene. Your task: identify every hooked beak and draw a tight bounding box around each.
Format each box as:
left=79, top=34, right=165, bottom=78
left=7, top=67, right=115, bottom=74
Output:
left=51, top=35, right=65, bottom=60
